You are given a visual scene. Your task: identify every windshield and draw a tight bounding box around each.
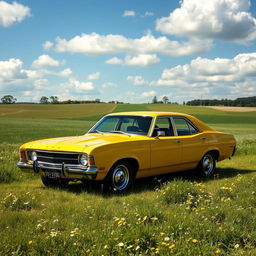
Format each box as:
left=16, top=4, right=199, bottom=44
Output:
left=89, top=115, right=153, bottom=136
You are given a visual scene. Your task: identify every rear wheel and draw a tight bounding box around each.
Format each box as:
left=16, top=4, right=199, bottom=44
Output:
left=196, top=152, right=216, bottom=177
left=103, top=160, right=134, bottom=193
left=41, top=176, right=69, bottom=187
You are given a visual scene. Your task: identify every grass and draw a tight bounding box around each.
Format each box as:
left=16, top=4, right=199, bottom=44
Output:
left=0, top=104, right=255, bottom=255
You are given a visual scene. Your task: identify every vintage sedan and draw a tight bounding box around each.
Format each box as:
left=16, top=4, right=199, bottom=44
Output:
left=17, top=112, right=236, bottom=192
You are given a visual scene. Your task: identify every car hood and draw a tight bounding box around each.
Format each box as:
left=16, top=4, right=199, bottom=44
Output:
left=21, top=133, right=145, bottom=153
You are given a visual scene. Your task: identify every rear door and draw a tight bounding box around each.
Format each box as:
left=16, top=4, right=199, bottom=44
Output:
left=172, top=116, right=208, bottom=165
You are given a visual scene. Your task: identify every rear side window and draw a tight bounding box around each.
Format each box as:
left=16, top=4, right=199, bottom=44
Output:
left=173, top=117, right=198, bottom=136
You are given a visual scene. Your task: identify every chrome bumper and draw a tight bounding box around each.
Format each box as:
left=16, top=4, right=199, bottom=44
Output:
left=17, top=161, right=98, bottom=180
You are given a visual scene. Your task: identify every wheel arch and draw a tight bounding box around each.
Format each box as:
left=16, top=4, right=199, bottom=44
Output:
left=206, top=149, right=220, bottom=161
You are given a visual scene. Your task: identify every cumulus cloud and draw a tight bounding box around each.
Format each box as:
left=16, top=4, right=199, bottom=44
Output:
left=66, top=78, right=94, bottom=92
left=43, top=41, right=53, bottom=51
left=102, top=82, right=118, bottom=89
left=151, top=52, right=256, bottom=90
left=105, top=57, right=123, bottom=65
left=106, top=54, right=159, bottom=66
left=140, top=90, right=156, bottom=98
left=52, top=32, right=212, bottom=56
left=123, top=10, right=135, bottom=17
left=127, top=75, right=148, bottom=86
left=31, top=55, right=64, bottom=69
left=144, top=11, right=154, bottom=17
left=0, top=1, right=30, bottom=27
left=58, top=68, right=73, bottom=77
left=0, top=58, right=27, bottom=82
left=87, top=72, right=100, bottom=80
left=156, top=0, right=256, bottom=43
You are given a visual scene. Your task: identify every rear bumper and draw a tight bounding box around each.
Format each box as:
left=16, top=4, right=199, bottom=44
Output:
left=17, top=161, right=98, bottom=180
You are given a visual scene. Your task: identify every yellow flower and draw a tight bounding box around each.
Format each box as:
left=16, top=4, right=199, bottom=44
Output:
left=215, top=249, right=221, bottom=254
left=192, top=239, right=198, bottom=243
left=169, top=244, right=175, bottom=249
left=159, top=232, right=165, bottom=236
left=28, top=240, right=33, bottom=245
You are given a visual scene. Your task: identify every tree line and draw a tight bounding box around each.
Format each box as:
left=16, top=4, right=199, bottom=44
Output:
left=186, top=96, right=256, bottom=107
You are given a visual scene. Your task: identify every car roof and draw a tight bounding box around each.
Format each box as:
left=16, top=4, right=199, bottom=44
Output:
left=107, top=111, right=191, bottom=118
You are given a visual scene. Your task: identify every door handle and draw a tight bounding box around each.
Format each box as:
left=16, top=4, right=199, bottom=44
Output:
left=200, top=137, right=206, bottom=140
left=176, top=140, right=181, bottom=143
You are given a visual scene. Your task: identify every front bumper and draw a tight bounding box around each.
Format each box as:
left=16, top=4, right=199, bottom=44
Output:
left=17, top=161, right=98, bottom=180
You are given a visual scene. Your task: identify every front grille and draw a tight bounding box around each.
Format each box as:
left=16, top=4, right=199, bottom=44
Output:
left=34, top=151, right=80, bottom=164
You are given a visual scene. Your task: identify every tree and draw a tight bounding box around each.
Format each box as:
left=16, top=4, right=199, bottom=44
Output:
left=152, top=96, right=158, bottom=104
left=50, top=96, right=59, bottom=104
left=162, top=96, right=169, bottom=104
left=40, top=96, right=49, bottom=104
left=1, top=95, right=17, bottom=104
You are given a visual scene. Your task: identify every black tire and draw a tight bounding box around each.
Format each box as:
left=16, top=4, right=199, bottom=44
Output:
left=41, top=176, right=69, bottom=187
left=103, top=160, right=135, bottom=193
left=196, top=152, right=216, bottom=177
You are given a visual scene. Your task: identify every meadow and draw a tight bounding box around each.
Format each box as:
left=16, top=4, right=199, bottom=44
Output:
left=0, top=103, right=255, bottom=255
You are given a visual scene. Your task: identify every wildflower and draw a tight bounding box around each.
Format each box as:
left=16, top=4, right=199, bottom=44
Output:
left=135, top=245, right=140, bottom=251
left=164, top=236, right=170, bottom=241
left=234, top=244, right=239, bottom=249
left=117, top=242, right=124, bottom=247
left=159, top=232, right=165, bottom=236
left=104, top=245, right=108, bottom=249
left=161, top=242, right=167, bottom=246
left=192, top=239, right=198, bottom=243
left=28, top=240, right=33, bottom=245
left=169, top=244, right=175, bottom=249
left=151, top=217, right=158, bottom=221
left=215, top=249, right=221, bottom=254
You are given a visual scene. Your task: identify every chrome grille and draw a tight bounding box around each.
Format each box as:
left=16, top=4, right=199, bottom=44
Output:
left=33, top=151, right=79, bottom=164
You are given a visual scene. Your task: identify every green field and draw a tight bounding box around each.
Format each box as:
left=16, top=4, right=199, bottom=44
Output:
left=0, top=104, right=255, bottom=255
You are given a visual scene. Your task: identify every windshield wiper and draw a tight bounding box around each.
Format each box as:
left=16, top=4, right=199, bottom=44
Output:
left=109, top=130, right=131, bottom=137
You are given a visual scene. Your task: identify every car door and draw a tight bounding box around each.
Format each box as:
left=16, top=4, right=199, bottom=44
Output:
left=150, top=116, right=182, bottom=172
left=172, top=116, right=208, bottom=166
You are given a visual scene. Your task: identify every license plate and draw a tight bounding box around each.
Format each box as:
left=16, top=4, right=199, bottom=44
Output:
left=45, top=170, right=60, bottom=179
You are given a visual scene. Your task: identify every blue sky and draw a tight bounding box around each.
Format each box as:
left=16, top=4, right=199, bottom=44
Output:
left=0, top=0, right=256, bottom=103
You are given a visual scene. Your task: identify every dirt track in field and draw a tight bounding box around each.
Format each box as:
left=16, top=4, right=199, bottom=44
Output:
left=207, top=106, right=256, bottom=112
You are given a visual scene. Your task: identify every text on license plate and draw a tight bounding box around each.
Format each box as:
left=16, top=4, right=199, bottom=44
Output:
left=45, top=171, right=60, bottom=179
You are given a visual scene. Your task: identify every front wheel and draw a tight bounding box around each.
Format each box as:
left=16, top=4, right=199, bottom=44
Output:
left=104, top=160, right=134, bottom=193
left=41, top=176, right=69, bottom=187
left=196, top=153, right=216, bottom=177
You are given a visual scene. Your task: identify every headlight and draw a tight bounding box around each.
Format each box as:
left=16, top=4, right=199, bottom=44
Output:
left=30, top=151, right=37, bottom=161
left=79, top=154, right=88, bottom=166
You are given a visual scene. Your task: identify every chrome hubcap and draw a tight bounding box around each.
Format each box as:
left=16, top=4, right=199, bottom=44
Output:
left=202, top=154, right=214, bottom=175
left=112, top=165, right=129, bottom=191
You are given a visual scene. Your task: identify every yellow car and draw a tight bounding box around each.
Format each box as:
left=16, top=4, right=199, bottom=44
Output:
left=17, top=112, right=236, bottom=192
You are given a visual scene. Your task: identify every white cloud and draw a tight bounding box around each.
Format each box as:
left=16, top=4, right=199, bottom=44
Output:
left=124, top=54, right=159, bottom=66
left=87, top=72, right=100, bottom=80
left=43, top=41, right=53, bottom=51
left=57, top=68, right=73, bottom=77
left=151, top=53, right=256, bottom=94
left=106, top=54, right=159, bottom=66
left=102, top=82, right=118, bottom=89
left=123, top=10, right=135, bottom=17
left=105, top=57, right=123, bottom=65
left=0, top=1, right=30, bottom=27
left=31, top=55, right=63, bottom=69
left=144, top=11, right=154, bottom=17
left=156, top=0, right=256, bottom=43
left=127, top=75, right=148, bottom=86
left=34, top=79, right=49, bottom=89
left=140, top=90, right=156, bottom=98
left=67, top=78, right=94, bottom=92
left=53, top=32, right=213, bottom=56
left=0, top=58, right=27, bottom=82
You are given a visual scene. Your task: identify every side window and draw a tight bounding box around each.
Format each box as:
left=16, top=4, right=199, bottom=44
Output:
left=173, top=117, right=198, bottom=136
left=153, top=117, right=174, bottom=136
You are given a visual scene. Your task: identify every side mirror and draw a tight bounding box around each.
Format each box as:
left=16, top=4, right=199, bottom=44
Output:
left=156, top=130, right=165, bottom=137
